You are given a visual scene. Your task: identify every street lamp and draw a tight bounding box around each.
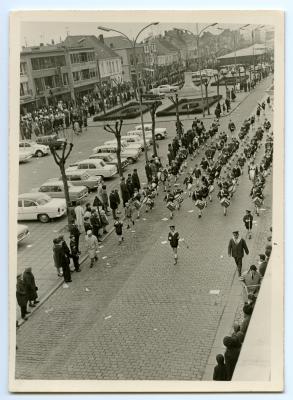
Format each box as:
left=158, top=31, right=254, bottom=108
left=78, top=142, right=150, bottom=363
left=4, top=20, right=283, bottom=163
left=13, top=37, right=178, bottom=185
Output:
left=98, top=23, right=159, bottom=163
left=176, top=23, right=217, bottom=117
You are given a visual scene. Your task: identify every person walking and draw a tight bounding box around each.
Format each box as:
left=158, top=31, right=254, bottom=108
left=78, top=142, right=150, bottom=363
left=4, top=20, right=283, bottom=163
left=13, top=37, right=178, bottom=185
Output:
left=85, top=230, right=99, bottom=268
left=168, top=225, right=179, bottom=265
left=120, top=177, right=130, bottom=207
left=114, top=217, right=124, bottom=244
left=100, top=185, right=110, bottom=214
left=243, top=210, right=253, bottom=239
left=132, top=168, right=141, bottom=191
left=52, top=238, right=63, bottom=277
left=69, top=222, right=81, bottom=253
left=240, top=264, right=261, bottom=296
left=57, top=236, right=72, bottom=283
left=228, top=230, right=249, bottom=276
left=70, top=235, right=80, bottom=272
left=90, top=209, right=102, bottom=242
left=99, top=209, right=109, bottom=234
left=22, top=267, right=39, bottom=308
left=74, top=204, right=84, bottom=234
left=16, top=273, right=29, bottom=321
left=109, top=189, right=119, bottom=219
left=125, top=201, right=135, bottom=229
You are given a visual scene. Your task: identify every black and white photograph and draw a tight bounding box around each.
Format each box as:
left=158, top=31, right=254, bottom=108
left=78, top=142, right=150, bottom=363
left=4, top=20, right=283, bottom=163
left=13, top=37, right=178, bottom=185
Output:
left=8, top=10, right=284, bottom=392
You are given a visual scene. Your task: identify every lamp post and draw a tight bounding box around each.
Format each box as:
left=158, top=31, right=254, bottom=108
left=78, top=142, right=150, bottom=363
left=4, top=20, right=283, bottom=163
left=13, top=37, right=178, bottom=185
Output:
left=175, top=23, right=217, bottom=117
left=98, top=23, right=159, bottom=163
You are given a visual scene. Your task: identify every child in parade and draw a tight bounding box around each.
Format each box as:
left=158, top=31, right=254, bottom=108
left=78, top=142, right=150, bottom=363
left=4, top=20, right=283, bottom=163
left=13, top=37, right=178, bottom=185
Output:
left=114, top=217, right=124, bottom=244
left=168, top=225, right=180, bottom=265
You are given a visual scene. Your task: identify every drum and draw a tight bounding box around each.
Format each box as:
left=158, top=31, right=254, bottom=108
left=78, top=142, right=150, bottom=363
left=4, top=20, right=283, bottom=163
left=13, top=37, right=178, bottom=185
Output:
left=133, top=200, right=141, bottom=210
left=220, top=198, right=231, bottom=208
left=167, top=202, right=176, bottom=211
left=253, top=197, right=263, bottom=207
left=196, top=200, right=205, bottom=210
left=174, top=194, right=184, bottom=204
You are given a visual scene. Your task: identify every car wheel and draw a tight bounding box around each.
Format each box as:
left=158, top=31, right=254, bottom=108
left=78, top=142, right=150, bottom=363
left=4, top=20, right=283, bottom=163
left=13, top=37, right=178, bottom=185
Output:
left=35, top=150, right=43, bottom=157
left=38, top=213, right=50, bottom=223
left=156, top=134, right=163, bottom=140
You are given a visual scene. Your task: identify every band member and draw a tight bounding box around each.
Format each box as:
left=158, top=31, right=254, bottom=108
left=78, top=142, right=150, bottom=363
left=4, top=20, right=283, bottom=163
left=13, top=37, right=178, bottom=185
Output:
left=168, top=225, right=180, bottom=265
left=243, top=210, right=253, bottom=239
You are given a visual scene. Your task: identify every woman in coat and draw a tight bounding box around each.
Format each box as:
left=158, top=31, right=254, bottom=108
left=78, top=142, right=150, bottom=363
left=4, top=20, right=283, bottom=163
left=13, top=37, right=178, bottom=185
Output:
left=16, top=274, right=29, bottom=320
left=22, top=267, right=39, bottom=307
left=223, top=336, right=241, bottom=380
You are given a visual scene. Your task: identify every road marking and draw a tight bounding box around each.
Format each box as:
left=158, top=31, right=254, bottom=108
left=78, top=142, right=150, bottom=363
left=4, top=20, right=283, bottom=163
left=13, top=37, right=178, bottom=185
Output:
left=260, top=208, right=266, bottom=211
left=131, top=230, right=136, bottom=233
left=62, top=283, right=69, bottom=289
left=98, top=245, right=104, bottom=248
left=161, top=218, right=168, bottom=221
left=26, top=244, right=33, bottom=248
left=161, top=241, right=167, bottom=244
left=188, top=210, right=194, bottom=213
left=104, top=315, right=112, bottom=320
left=142, top=218, right=147, bottom=221
left=85, top=288, right=90, bottom=292
left=209, top=290, right=220, bottom=295
left=102, top=256, right=107, bottom=259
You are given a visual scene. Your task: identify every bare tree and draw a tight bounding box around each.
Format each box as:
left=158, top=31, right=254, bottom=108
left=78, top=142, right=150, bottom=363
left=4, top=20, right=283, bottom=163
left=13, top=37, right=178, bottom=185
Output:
left=168, top=93, right=183, bottom=139
left=49, top=140, right=74, bottom=225
left=104, top=120, right=124, bottom=177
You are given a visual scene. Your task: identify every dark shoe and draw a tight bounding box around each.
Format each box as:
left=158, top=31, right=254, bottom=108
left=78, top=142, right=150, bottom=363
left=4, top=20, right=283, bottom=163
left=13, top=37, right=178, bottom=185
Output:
left=25, top=311, right=31, bottom=314
left=127, top=225, right=130, bottom=229
left=29, top=303, right=36, bottom=308
left=23, top=316, right=28, bottom=321
left=132, top=220, right=135, bottom=225
left=103, top=230, right=108, bottom=234
left=58, top=273, right=63, bottom=277
left=34, top=300, right=40, bottom=304
left=75, top=269, right=81, bottom=272
left=98, top=239, right=102, bottom=242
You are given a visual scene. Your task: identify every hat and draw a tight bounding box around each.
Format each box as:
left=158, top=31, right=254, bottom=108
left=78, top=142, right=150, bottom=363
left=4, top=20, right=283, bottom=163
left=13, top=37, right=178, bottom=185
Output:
left=169, top=225, right=175, bottom=228
left=246, top=210, right=251, bottom=213
left=86, top=230, right=92, bottom=235
left=249, top=265, right=257, bottom=271
left=259, top=254, right=266, bottom=261
left=232, top=230, right=239, bottom=234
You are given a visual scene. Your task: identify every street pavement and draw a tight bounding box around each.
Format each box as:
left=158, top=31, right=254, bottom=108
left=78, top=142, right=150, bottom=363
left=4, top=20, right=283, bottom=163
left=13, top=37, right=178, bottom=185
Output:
left=15, top=76, right=273, bottom=380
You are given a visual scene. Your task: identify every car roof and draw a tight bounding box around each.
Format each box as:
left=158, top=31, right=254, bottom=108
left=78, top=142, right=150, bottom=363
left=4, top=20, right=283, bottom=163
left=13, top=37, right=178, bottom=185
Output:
left=75, top=159, right=104, bottom=164
left=41, top=180, right=63, bottom=186
left=65, top=169, right=90, bottom=176
left=19, top=192, right=51, bottom=200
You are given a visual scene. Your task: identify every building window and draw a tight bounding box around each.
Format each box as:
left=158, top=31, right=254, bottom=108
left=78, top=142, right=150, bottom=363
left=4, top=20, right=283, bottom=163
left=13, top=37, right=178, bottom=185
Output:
left=20, top=82, right=29, bottom=96
left=70, top=51, right=95, bottom=64
left=44, top=76, right=54, bottom=89
left=89, top=68, right=96, bottom=78
left=62, top=73, right=69, bottom=86
left=80, top=69, right=90, bottom=80
left=20, top=62, right=27, bottom=75
left=34, top=77, right=44, bottom=94
left=72, top=71, right=80, bottom=82
left=31, top=55, right=66, bottom=70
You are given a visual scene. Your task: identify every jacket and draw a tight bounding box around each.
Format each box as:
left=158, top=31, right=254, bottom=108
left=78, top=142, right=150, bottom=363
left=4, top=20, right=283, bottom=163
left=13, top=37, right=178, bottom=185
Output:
left=228, top=238, right=249, bottom=258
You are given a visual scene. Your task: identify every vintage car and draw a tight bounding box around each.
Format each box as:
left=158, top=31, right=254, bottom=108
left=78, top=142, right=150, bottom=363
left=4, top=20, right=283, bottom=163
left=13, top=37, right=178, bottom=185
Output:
left=120, top=135, right=151, bottom=150
left=66, top=158, right=117, bottom=179
left=135, top=124, right=168, bottom=140
left=88, top=153, right=129, bottom=171
left=61, top=171, right=102, bottom=192
left=38, top=179, right=88, bottom=204
left=149, top=84, right=179, bottom=94
left=104, top=139, right=143, bottom=152
left=18, top=193, right=67, bottom=223
left=19, top=149, right=33, bottom=163
left=36, top=135, right=66, bottom=149
left=17, top=224, right=30, bottom=243
left=19, top=140, right=50, bottom=157
left=92, top=144, right=140, bottom=164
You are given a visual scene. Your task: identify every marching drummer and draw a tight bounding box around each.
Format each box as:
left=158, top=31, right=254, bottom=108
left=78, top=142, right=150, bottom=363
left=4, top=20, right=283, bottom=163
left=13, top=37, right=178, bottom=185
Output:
left=218, top=183, right=231, bottom=216
left=164, top=189, right=176, bottom=219
left=168, top=225, right=180, bottom=265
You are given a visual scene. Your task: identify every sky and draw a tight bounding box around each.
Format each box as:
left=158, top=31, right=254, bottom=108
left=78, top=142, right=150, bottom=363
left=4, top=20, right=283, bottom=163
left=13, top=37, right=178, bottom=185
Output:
left=20, top=21, right=272, bottom=47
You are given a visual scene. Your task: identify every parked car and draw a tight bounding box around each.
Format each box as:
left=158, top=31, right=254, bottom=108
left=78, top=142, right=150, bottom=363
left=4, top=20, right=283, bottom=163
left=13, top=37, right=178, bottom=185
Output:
left=104, top=139, right=143, bottom=152
left=66, top=158, right=117, bottom=179
left=126, top=129, right=153, bottom=143
left=88, top=153, right=129, bottom=171
left=19, top=140, right=50, bottom=157
left=17, top=224, right=30, bottom=243
left=19, top=149, right=33, bottom=163
left=18, top=193, right=67, bottom=223
left=38, top=179, right=88, bottom=204
left=61, top=171, right=102, bottom=192
left=156, top=84, right=179, bottom=93
left=36, top=135, right=66, bottom=149
left=135, top=124, right=168, bottom=140
left=92, top=144, right=140, bottom=164
left=121, top=135, right=151, bottom=150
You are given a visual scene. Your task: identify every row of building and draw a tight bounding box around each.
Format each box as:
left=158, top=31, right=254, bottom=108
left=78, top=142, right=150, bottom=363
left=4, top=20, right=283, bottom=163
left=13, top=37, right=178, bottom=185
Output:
left=20, top=28, right=273, bottom=113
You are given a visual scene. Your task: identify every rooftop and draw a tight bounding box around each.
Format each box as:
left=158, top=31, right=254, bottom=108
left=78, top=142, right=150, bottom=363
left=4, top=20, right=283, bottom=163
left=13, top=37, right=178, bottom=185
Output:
left=217, top=43, right=272, bottom=60
left=104, top=36, right=143, bottom=50
left=63, top=35, right=120, bottom=59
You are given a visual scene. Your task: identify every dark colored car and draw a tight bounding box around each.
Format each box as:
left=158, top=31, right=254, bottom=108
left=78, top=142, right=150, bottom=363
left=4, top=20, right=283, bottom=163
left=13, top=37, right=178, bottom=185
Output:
left=36, top=134, right=66, bottom=149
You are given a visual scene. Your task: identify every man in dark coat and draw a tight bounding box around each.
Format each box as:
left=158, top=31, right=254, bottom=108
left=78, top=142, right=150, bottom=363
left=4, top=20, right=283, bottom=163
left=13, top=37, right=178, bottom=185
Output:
left=90, top=210, right=102, bottom=241
left=145, top=162, right=152, bottom=183
left=126, top=174, right=134, bottom=198
left=213, top=354, right=228, bottom=381
left=69, top=222, right=81, bottom=253
left=16, top=274, right=29, bottom=320
left=22, top=267, right=39, bottom=307
left=132, top=169, right=141, bottom=191
left=57, top=236, right=72, bottom=283
left=120, top=177, right=130, bottom=207
left=70, top=235, right=80, bottom=272
left=223, top=336, right=241, bottom=380
left=109, top=189, right=119, bottom=219
left=228, top=230, right=249, bottom=276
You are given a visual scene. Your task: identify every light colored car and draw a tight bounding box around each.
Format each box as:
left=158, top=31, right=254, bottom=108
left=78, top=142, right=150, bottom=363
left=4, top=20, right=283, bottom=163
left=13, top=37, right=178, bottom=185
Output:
left=88, top=153, right=129, bottom=171
left=104, top=139, right=143, bottom=152
left=121, top=135, right=151, bottom=150
left=19, top=140, right=50, bottom=157
left=61, top=171, right=102, bottom=192
left=19, top=149, right=33, bottom=163
left=135, top=124, right=167, bottom=140
left=66, top=158, right=117, bottom=179
left=18, top=193, right=67, bottom=223
left=150, top=84, right=178, bottom=94
left=92, top=144, right=140, bottom=164
left=38, top=179, right=88, bottom=204
left=17, top=224, right=30, bottom=243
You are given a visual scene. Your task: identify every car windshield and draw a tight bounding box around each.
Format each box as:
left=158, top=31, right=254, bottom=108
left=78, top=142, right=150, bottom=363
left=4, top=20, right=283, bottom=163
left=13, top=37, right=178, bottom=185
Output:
left=36, top=197, right=50, bottom=205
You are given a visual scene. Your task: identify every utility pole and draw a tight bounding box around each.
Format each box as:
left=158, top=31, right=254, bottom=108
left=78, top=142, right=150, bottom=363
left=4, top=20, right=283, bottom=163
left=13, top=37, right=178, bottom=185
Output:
left=104, top=120, right=124, bottom=178
left=49, top=140, right=74, bottom=225
left=148, top=100, right=161, bottom=157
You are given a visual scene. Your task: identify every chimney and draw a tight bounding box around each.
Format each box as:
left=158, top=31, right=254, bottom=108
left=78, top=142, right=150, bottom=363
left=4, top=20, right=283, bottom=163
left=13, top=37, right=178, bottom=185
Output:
left=51, top=39, right=55, bottom=45
left=99, top=34, right=104, bottom=43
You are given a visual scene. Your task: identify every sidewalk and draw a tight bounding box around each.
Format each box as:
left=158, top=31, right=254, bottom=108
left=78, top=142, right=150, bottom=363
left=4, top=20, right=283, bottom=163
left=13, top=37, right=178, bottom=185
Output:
left=15, top=78, right=274, bottom=380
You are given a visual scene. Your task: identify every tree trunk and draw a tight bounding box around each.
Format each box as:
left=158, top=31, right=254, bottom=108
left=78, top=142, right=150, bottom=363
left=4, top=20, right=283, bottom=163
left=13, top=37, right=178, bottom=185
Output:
left=59, top=161, right=73, bottom=226
left=205, top=84, right=210, bottom=115
left=150, top=109, right=158, bottom=157
left=116, top=134, right=123, bottom=178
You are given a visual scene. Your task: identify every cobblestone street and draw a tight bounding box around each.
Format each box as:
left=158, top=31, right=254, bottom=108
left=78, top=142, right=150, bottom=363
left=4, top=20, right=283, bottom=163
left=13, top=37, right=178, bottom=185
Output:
left=15, top=77, right=273, bottom=380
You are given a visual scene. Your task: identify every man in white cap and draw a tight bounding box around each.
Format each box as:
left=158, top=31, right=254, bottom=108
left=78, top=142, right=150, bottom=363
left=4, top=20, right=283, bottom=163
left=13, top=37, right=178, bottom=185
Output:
left=85, top=230, right=98, bottom=268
